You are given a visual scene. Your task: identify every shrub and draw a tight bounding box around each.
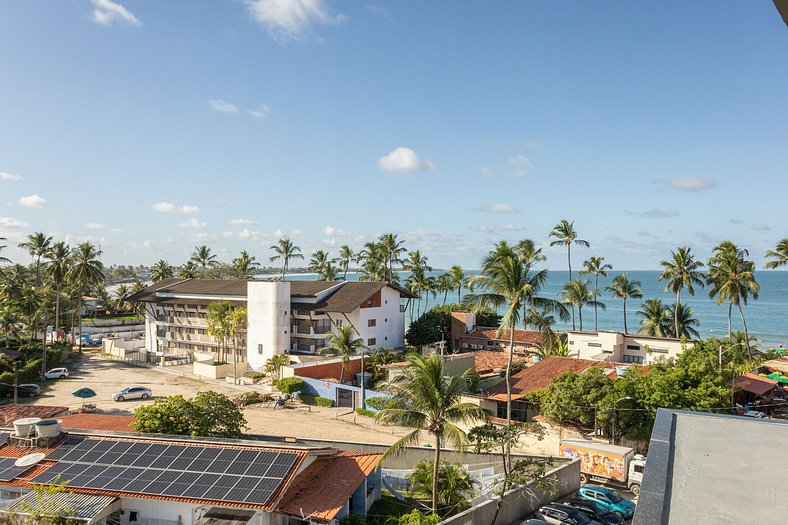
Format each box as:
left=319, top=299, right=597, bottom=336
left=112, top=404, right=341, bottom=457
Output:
left=245, top=371, right=265, bottom=381
left=133, top=391, right=247, bottom=438
left=315, top=396, right=334, bottom=407
left=274, top=377, right=304, bottom=394
left=355, top=408, right=376, bottom=417
left=365, top=396, right=404, bottom=411
left=298, top=394, right=334, bottom=407
left=234, top=391, right=273, bottom=407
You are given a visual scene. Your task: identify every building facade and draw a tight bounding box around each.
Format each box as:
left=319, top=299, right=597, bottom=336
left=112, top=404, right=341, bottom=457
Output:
left=567, top=330, right=693, bottom=364
left=131, top=279, right=413, bottom=370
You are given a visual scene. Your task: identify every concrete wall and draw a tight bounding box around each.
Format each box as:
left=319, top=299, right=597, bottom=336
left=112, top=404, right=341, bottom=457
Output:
left=192, top=361, right=235, bottom=379
left=297, top=375, right=389, bottom=409
left=247, top=281, right=291, bottom=370
left=437, top=459, right=581, bottom=525
left=568, top=331, right=692, bottom=364
left=345, top=286, right=406, bottom=350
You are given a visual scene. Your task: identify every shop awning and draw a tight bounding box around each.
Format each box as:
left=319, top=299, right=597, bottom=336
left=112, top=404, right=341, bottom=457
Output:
left=2, top=492, right=120, bottom=524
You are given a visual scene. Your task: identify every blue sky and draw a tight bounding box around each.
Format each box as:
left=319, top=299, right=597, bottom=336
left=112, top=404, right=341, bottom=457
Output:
left=1, top=1, right=786, bottom=270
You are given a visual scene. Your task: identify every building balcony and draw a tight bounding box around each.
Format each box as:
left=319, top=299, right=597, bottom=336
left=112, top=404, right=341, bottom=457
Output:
left=291, top=325, right=332, bottom=336
left=291, top=343, right=316, bottom=353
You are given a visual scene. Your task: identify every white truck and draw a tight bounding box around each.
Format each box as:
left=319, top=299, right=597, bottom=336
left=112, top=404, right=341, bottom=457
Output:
left=559, top=439, right=646, bottom=496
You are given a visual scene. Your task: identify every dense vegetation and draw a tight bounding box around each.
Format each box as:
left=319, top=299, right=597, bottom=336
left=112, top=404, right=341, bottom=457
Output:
left=405, top=303, right=501, bottom=346
left=132, top=391, right=247, bottom=438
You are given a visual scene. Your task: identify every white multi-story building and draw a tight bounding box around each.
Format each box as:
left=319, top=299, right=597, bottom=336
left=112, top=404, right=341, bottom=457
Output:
left=131, top=279, right=414, bottom=370
left=567, top=330, right=694, bottom=364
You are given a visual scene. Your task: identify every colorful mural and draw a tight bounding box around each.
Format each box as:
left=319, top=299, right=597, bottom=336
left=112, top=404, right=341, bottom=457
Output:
left=560, top=443, right=627, bottom=482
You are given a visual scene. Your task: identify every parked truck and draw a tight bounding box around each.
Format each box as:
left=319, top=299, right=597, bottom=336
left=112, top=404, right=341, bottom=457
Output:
left=559, top=439, right=646, bottom=496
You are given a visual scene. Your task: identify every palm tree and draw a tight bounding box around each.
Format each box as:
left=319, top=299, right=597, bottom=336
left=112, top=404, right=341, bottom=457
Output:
left=338, top=245, right=354, bottom=279
left=579, top=256, right=612, bottom=332
left=319, top=325, right=366, bottom=384
left=435, top=273, right=454, bottom=305
left=232, top=250, right=260, bottom=279
left=606, top=274, right=642, bottom=334
left=179, top=262, right=198, bottom=278
left=65, top=242, right=104, bottom=351
left=765, top=239, right=788, bottom=269
left=407, top=460, right=478, bottom=515
left=265, top=354, right=291, bottom=380
left=308, top=250, right=336, bottom=281
left=548, top=219, right=589, bottom=281
left=375, top=354, right=486, bottom=514
left=707, top=241, right=759, bottom=353
left=18, top=232, right=53, bottom=287
left=150, top=260, right=174, bottom=282
left=46, top=241, right=71, bottom=335
left=269, top=238, right=303, bottom=280
left=0, top=237, right=11, bottom=269
left=515, top=239, right=547, bottom=266
left=659, top=247, right=705, bottom=338
left=379, top=233, right=407, bottom=283
left=637, top=299, right=670, bottom=337
left=404, top=250, right=432, bottom=316
left=190, top=245, right=218, bottom=272
left=229, top=307, right=248, bottom=384
left=561, top=279, right=604, bottom=331
left=667, top=303, right=700, bottom=339
left=447, top=265, right=465, bottom=305
left=113, top=285, right=133, bottom=315
left=206, top=301, right=232, bottom=363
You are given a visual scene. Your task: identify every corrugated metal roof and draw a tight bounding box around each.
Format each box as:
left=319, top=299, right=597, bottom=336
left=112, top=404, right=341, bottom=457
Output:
left=3, top=491, right=120, bottom=522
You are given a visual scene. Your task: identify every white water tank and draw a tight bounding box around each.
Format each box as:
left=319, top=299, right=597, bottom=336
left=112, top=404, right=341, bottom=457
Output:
left=13, top=418, right=41, bottom=438
left=34, top=419, right=62, bottom=438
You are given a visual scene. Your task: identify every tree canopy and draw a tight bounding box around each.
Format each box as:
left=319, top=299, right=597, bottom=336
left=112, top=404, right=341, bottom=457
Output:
left=133, top=391, right=247, bottom=438
left=405, top=304, right=501, bottom=347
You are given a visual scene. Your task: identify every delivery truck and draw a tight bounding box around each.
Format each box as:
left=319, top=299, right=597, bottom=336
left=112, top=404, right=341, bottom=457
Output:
left=559, top=439, right=646, bottom=496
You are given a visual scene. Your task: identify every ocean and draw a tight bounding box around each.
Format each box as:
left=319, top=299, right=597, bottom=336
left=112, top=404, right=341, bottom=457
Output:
left=272, top=270, right=788, bottom=347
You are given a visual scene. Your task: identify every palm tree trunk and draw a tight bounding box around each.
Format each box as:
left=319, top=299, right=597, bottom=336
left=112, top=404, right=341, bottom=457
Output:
left=570, top=305, right=576, bottom=331
left=623, top=298, right=628, bottom=334
left=675, top=289, right=681, bottom=338
left=281, top=259, right=287, bottom=281
left=457, top=286, right=461, bottom=305
left=77, top=297, right=83, bottom=352
left=233, top=338, right=237, bottom=385
left=727, top=303, right=732, bottom=337
left=578, top=306, right=583, bottom=331
left=567, top=245, right=572, bottom=281
left=594, top=275, right=599, bottom=332
left=506, top=327, right=514, bottom=425
left=432, top=433, right=441, bottom=514
left=442, top=290, right=448, bottom=305
left=737, top=304, right=752, bottom=358
left=55, top=285, right=60, bottom=342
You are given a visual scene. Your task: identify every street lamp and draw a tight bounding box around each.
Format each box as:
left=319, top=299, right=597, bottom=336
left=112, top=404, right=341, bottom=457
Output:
left=611, top=396, right=632, bottom=446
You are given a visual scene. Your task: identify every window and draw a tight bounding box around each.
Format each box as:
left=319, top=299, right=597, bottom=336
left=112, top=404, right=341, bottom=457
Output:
left=258, top=344, right=264, bottom=355
left=368, top=319, right=376, bottom=327
left=623, top=355, right=643, bottom=364
left=367, top=338, right=376, bottom=346
left=569, top=340, right=574, bottom=345
left=588, top=342, right=602, bottom=348
left=634, top=463, right=644, bottom=474
left=487, top=340, right=494, bottom=347
left=626, top=344, right=640, bottom=350
left=336, top=319, right=343, bottom=327
left=128, top=511, right=139, bottom=522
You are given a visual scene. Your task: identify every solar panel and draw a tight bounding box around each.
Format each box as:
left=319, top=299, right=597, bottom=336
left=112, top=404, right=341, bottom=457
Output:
left=0, top=433, right=9, bottom=447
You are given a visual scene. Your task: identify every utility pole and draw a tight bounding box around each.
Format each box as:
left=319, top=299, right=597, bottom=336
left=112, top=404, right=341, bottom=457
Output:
left=13, top=363, right=18, bottom=405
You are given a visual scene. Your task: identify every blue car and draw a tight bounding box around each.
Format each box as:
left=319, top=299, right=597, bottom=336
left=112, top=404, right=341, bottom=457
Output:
left=576, top=486, right=636, bottom=520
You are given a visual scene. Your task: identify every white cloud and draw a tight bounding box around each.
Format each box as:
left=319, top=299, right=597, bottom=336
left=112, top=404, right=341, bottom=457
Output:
left=86, top=223, right=105, bottom=230
left=0, top=171, right=22, bottom=181
left=498, top=223, right=525, bottom=231
left=323, top=226, right=348, bottom=236
left=178, top=218, right=208, bottom=229
left=378, top=147, right=436, bottom=173
left=289, top=229, right=302, bottom=237
left=90, top=0, right=142, bottom=27
left=658, top=176, right=717, bottom=192
left=231, top=218, right=256, bottom=225
left=246, top=0, right=346, bottom=42
left=19, top=194, right=46, bottom=208
left=273, top=229, right=284, bottom=238
left=639, top=208, right=679, bottom=219
left=192, top=233, right=217, bottom=242
left=248, top=104, right=271, bottom=119
left=322, top=238, right=337, bottom=246
left=0, top=217, right=28, bottom=228
left=476, top=204, right=519, bottom=214
left=508, top=154, right=533, bottom=168
left=152, top=202, right=200, bottom=214
left=751, top=223, right=770, bottom=231
left=110, top=228, right=123, bottom=234
left=224, top=229, right=263, bottom=241
left=469, top=225, right=495, bottom=233
left=209, top=99, right=240, bottom=114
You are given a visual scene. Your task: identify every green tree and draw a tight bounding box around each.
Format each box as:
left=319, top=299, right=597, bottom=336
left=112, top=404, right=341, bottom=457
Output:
left=765, top=239, right=788, bottom=269
left=18, top=231, right=53, bottom=287
left=113, top=284, right=133, bottom=314
left=404, top=250, right=433, bottom=318
left=206, top=301, right=233, bottom=363
left=265, top=354, right=291, bottom=380
left=548, top=219, right=589, bottom=281
left=179, top=261, right=198, bottom=278
left=338, top=245, right=354, bottom=280
left=46, top=241, right=71, bottom=335
left=667, top=303, right=700, bottom=339
left=447, top=265, right=465, bottom=305
left=357, top=241, right=387, bottom=282
left=659, top=246, right=705, bottom=339
left=375, top=354, right=486, bottom=514
left=407, top=460, right=478, bottom=516
left=231, top=250, right=260, bottom=279
left=435, top=273, right=454, bottom=305
left=379, top=233, right=407, bottom=283
left=605, top=273, right=642, bottom=334
left=150, top=259, right=174, bottom=282
left=320, top=325, right=367, bottom=384
left=405, top=304, right=501, bottom=348
left=269, top=238, right=303, bottom=280
left=394, top=510, right=441, bottom=525
left=0, top=237, right=12, bottom=269
left=15, top=477, right=80, bottom=525
left=133, top=391, right=247, bottom=437
left=637, top=299, right=670, bottom=337
left=579, top=256, right=612, bottom=332
left=560, top=279, right=604, bottom=331
left=65, top=242, right=104, bottom=351
left=229, top=306, right=248, bottom=384
left=190, top=245, right=218, bottom=272
left=308, top=250, right=337, bottom=281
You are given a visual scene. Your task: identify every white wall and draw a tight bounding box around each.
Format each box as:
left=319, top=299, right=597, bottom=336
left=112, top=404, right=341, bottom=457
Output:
left=247, top=281, right=291, bottom=369
left=144, top=307, right=158, bottom=354
left=568, top=331, right=691, bottom=364
left=121, top=498, right=268, bottom=525
left=345, top=287, right=406, bottom=350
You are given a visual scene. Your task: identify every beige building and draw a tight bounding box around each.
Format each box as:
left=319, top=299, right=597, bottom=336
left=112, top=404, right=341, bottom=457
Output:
left=567, top=330, right=693, bottom=364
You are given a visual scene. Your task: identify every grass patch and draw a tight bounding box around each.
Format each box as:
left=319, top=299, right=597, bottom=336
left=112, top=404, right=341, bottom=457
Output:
left=367, top=491, right=421, bottom=523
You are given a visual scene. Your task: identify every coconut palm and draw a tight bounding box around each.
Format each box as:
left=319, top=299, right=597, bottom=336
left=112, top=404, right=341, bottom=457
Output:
left=232, top=250, right=260, bottom=279
left=308, top=250, right=336, bottom=281
left=206, top=300, right=232, bottom=363
left=707, top=241, right=759, bottom=354
left=375, top=354, right=486, bottom=514
left=179, top=262, right=198, bottom=278
left=435, top=273, right=454, bottom=305
left=659, top=247, right=705, bottom=338
left=0, top=237, right=11, bottom=269
left=560, top=279, right=605, bottom=331
left=46, top=241, right=71, bottom=335
left=338, top=245, right=354, bottom=279
left=407, top=460, right=478, bottom=515
left=637, top=299, right=670, bottom=337
left=765, top=239, right=788, bottom=269
left=515, top=239, right=547, bottom=266
left=404, top=250, right=432, bottom=316
left=379, top=233, right=407, bottom=283
left=319, top=324, right=367, bottom=384
left=150, top=260, right=174, bottom=282
left=65, top=242, right=104, bottom=351
left=447, top=265, right=465, bottom=305
left=548, top=219, right=589, bottom=281
left=269, top=238, right=303, bottom=280
left=229, top=307, right=247, bottom=384
left=18, top=232, right=53, bottom=287
left=605, top=274, right=642, bottom=334
left=579, top=256, right=613, bottom=331
left=190, top=245, right=218, bottom=272
left=667, top=303, right=700, bottom=339
left=264, top=354, right=290, bottom=380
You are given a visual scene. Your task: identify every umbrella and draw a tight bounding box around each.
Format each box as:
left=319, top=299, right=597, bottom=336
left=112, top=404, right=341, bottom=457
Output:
left=72, top=388, right=97, bottom=411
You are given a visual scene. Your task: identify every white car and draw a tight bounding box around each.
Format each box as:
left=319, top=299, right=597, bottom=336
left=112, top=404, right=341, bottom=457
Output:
left=44, top=368, right=69, bottom=380
left=112, top=386, right=152, bottom=402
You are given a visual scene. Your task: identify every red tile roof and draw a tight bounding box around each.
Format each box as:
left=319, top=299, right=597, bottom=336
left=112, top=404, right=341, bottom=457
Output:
left=59, top=414, right=137, bottom=432
left=483, top=357, right=603, bottom=398
left=731, top=373, right=778, bottom=396
left=0, top=445, right=56, bottom=458
left=277, top=451, right=383, bottom=522
left=472, top=350, right=528, bottom=373
left=0, top=405, right=68, bottom=427
left=466, top=327, right=545, bottom=346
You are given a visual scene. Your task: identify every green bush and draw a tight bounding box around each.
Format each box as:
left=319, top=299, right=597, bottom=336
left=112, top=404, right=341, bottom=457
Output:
left=365, top=396, right=404, bottom=411
left=245, top=371, right=265, bottom=381
left=355, top=408, right=376, bottom=417
left=273, top=377, right=304, bottom=394
left=298, top=394, right=333, bottom=407
left=315, top=396, right=334, bottom=407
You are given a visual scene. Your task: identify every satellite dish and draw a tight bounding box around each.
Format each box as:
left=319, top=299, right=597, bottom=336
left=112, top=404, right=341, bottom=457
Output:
left=15, top=453, right=46, bottom=468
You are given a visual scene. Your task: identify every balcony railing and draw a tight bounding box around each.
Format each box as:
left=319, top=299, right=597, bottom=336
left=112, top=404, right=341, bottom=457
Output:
left=291, top=325, right=332, bottom=336
left=291, top=343, right=316, bottom=353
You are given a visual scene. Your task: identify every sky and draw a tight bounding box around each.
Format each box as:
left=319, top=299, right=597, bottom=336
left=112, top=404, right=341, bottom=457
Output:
left=1, top=1, right=787, bottom=270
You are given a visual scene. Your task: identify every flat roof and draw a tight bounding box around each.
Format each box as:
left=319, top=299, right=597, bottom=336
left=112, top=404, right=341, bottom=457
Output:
left=634, top=409, right=788, bottom=524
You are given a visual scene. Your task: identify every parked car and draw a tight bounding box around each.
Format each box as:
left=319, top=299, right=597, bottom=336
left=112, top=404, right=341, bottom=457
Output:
left=576, top=486, right=636, bottom=520
left=562, top=499, right=624, bottom=525
left=520, top=520, right=550, bottom=525
left=112, top=386, right=152, bottom=402
left=44, top=368, right=69, bottom=380
left=536, top=504, right=603, bottom=525
left=0, top=383, right=40, bottom=398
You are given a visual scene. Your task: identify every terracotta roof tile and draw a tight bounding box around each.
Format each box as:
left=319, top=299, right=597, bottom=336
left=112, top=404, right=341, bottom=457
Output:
left=466, top=327, right=545, bottom=346
left=59, top=414, right=137, bottom=432
left=0, top=405, right=68, bottom=427
left=277, top=452, right=382, bottom=522
left=472, top=350, right=528, bottom=373
left=483, top=357, right=603, bottom=398
left=0, top=445, right=56, bottom=458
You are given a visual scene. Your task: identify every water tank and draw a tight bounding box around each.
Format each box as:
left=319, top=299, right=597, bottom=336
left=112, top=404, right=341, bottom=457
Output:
left=35, top=419, right=62, bottom=439
left=13, top=418, right=41, bottom=438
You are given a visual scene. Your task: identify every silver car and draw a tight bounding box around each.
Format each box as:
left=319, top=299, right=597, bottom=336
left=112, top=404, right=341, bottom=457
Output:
left=112, top=386, right=152, bottom=401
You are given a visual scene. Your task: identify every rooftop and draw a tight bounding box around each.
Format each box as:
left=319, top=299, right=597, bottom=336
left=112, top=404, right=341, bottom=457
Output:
left=0, top=404, right=68, bottom=427
left=482, top=357, right=614, bottom=400
left=465, top=327, right=545, bottom=346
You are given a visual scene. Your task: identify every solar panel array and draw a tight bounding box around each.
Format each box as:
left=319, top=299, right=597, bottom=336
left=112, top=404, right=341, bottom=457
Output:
left=34, top=438, right=298, bottom=505
left=0, top=457, right=30, bottom=481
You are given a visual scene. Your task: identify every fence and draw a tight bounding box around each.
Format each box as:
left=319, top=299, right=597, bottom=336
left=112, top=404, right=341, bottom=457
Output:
left=437, top=459, right=581, bottom=525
